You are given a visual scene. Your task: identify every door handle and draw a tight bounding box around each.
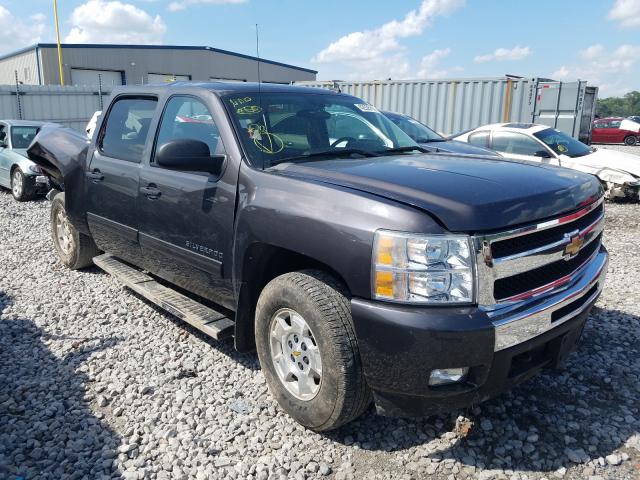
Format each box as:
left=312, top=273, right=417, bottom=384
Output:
left=141, top=185, right=161, bottom=200
left=86, top=169, right=104, bottom=182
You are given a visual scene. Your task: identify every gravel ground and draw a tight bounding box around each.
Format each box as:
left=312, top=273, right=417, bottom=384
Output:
left=1, top=180, right=640, bottom=479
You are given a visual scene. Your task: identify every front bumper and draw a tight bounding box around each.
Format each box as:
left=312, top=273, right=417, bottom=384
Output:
left=351, top=247, right=608, bottom=417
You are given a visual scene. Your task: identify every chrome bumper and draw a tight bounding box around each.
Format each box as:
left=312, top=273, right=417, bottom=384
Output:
left=490, top=248, right=608, bottom=351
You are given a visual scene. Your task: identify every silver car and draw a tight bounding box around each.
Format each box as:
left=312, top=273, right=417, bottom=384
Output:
left=0, top=120, right=57, bottom=201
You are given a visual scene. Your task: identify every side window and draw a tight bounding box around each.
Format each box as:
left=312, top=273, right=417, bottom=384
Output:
left=154, top=96, right=226, bottom=164
left=468, top=131, right=490, bottom=147
left=0, top=125, right=6, bottom=145
left=492, top=132, right=544, bottom=156
left=593, top=122, right=607, bottom=129
left=609, top=121, right=621, bottom=129
left=100, top=97, right=157, bottom=163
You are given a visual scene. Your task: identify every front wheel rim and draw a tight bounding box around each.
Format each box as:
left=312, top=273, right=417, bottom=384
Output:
left=269, top=308, right=322, bottom=401
left=55, top=210, right=74, bottom=255
left=11, top=171, right=22, bottom=197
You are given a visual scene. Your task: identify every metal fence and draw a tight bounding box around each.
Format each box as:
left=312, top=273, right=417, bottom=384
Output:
left=295, top=77, right=598, bottom=141
left=0, top=83, right=111, bottom=132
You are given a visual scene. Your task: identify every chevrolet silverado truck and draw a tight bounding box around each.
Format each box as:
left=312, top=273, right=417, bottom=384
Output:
left=28, top=83, right=608, bottom=431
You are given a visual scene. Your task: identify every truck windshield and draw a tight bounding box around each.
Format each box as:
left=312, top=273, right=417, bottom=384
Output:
left=224, top=92, right=418, bottom=167
left=533, top=128, right=592, bottom=158
left=11, top=126, right=39, bottom=149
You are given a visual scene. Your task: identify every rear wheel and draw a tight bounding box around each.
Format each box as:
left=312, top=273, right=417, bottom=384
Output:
left=50, top=193, right=100, bottom=269
left=255, top=270, right=371, bottom=431
left=11, top=167, right=35, bottom=201
left=624, top=135, right=638, bottom=146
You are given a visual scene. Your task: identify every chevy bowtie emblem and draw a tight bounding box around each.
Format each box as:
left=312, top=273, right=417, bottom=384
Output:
left=563, top=233, right=584, bottom=259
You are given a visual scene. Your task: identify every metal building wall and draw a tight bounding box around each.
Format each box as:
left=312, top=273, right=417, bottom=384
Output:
left=295, top=78, right=596, bottom=139
left=0, top=49, right=40, bottom=85
left=0, top=85, right=111, bottom=131
left=38, top=46, right=316, bottom=86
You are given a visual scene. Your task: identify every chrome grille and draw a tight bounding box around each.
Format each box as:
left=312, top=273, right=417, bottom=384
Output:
left=474, top=197, right=605, bottom=307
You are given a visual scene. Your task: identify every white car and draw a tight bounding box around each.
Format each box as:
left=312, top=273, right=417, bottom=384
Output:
left=454, top=123, right=640, bottom=201
left=86, top=110, right=101, bottom=138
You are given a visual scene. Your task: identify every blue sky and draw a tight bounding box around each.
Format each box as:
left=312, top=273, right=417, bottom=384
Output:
left=0, top=0, right=638, bottom=96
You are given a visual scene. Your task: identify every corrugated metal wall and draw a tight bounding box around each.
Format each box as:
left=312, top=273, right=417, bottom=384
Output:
left=0, top=50, right=40, bottom=85
left=295, top=78, right=596, bottom=139
left=0, top=84, right=111, bottom=131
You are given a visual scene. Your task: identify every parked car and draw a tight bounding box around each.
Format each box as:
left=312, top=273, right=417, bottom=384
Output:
left=454, top=123, right=640, bottom=201
left=592, top=117, right=639, bottom=146
left=28, top=83, right=607, bottom=430
left=383, top=111, right=500, bottom=156
left=86, top=111, right=101, bottom=138
left=0, top=120, right=57, bottom=201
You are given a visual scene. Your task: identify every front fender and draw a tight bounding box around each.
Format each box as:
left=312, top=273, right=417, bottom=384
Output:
left=232, top=165, right=445, bottom=299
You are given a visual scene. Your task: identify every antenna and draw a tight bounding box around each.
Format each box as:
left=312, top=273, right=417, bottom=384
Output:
left=256, top=23, right=265, bottom=170
left=255, top=23, right=262, bottom=85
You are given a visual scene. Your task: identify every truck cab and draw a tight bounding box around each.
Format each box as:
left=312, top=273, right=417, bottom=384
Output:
left=29, top=83, right=608, bottom=431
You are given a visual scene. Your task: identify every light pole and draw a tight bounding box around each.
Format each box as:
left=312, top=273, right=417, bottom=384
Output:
left=53, top=0, right=65, bottom=85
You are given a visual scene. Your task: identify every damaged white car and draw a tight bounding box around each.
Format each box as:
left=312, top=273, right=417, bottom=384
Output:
left=454, top=123, right=640, bottom=201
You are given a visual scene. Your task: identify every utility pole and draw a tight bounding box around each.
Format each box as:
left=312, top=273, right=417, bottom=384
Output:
left=53, top=0, right=65, bottom=85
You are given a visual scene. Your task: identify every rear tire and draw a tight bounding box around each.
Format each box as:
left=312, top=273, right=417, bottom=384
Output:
left=11, top=167, right=35, bottom=202
left=50, top=193, right=100, bottom=269
left=624, top=135, right=638, bottom=146
left=255, top=270, right=371, bottom=431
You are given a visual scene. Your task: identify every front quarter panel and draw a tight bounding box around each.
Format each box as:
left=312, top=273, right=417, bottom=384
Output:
left=233, top=165, right=446, bottom=299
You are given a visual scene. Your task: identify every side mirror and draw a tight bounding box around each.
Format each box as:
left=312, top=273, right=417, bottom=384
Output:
left=534, top=150, right=552, bottom=159
left=155, top=139, right=225, bottom=175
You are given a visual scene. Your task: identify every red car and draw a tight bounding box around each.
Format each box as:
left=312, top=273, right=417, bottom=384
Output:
left=592, top=117, right=639, bottom=146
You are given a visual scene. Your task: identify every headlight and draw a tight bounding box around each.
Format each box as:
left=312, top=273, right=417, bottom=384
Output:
left=28, top=165, right=43, bottom=173
left=372, top=230, right=475, bottom=304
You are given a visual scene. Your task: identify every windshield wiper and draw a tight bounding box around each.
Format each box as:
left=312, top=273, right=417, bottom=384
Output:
left=378, top=145, right=429, bottom=154
left=270, top=148, right=377, bottom=166
left=416, top=138, right=446, bottom=143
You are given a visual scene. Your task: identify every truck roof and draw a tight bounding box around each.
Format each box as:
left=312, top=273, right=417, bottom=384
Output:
left=110, top=81, right=336, bottom=97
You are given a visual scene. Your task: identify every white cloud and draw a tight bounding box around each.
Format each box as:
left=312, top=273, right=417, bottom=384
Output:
left=65, top=0, right=166, bottom=44
left=416, top=48, right=463, bottom=78
left=168, top=0, right=247, bottom=11
left=580, top=44, right=604, bottom=60
left=609, top=0, right=640, bottom=27
left=473, top=45, right=531, bottom=63
left=551, top=44, right=640, bottom=96
left=0, top=6, right=47, bottom=54
left=313, top=0, right=465, bottom=80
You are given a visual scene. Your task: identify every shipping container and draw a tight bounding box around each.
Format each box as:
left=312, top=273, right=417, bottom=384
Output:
left=294, top=77, right=598, bottom=142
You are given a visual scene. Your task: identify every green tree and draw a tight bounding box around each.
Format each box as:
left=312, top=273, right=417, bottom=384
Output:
left=596, top=91, right=640, bottom=118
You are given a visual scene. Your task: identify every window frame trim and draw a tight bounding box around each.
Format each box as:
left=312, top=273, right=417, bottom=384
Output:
left=97, top=94, right=159, bottom=164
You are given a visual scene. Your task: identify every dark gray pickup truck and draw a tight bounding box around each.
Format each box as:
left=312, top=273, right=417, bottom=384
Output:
left=28, top=82, right=608, bottom=431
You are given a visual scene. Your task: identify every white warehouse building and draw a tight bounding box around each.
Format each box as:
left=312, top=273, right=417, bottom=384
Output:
left=0, top=43, right=317, bottom=86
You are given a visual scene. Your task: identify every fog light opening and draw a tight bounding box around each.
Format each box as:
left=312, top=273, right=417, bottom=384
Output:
left=429, top=367, right=469, bottom=386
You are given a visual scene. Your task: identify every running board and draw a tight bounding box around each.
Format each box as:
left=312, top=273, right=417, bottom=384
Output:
left=93, top=253, right=234, bottom=340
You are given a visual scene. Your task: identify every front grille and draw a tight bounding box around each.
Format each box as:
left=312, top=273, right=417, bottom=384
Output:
left=551, top=284, right=599, bottom=322
left=491, top=202, right=603, bottom=258
left=494, top=233, right=601, bottom=300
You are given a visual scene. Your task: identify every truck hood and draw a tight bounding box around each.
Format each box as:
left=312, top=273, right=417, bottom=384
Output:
left=272, top=153, right=602, bottom=232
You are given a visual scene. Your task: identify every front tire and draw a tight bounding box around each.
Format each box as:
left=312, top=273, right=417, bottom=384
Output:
left=255, top=270, right=371, bottom=431
left=11, top=167, right=35, bottom=201
left=50, top=193, right=100, bottom=269
left=624, top=135, right=638, bottom=146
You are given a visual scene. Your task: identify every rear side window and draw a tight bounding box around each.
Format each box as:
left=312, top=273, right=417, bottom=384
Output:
left=468, top=131, right=489, bottom=147
left=491, top=132, right=544, bottom=156
left=99, top=97, right=157, bottom=163
left=610, top=121, right=621, bottom=128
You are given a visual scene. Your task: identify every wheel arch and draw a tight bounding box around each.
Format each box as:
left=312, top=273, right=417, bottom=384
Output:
left=234, top=242, right=350, bottom=353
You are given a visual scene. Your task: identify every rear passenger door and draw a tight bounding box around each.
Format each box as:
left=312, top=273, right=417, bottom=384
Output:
left=86, top=96, right=158, bottom=264
left=137, top=95, right=237, bottom=309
